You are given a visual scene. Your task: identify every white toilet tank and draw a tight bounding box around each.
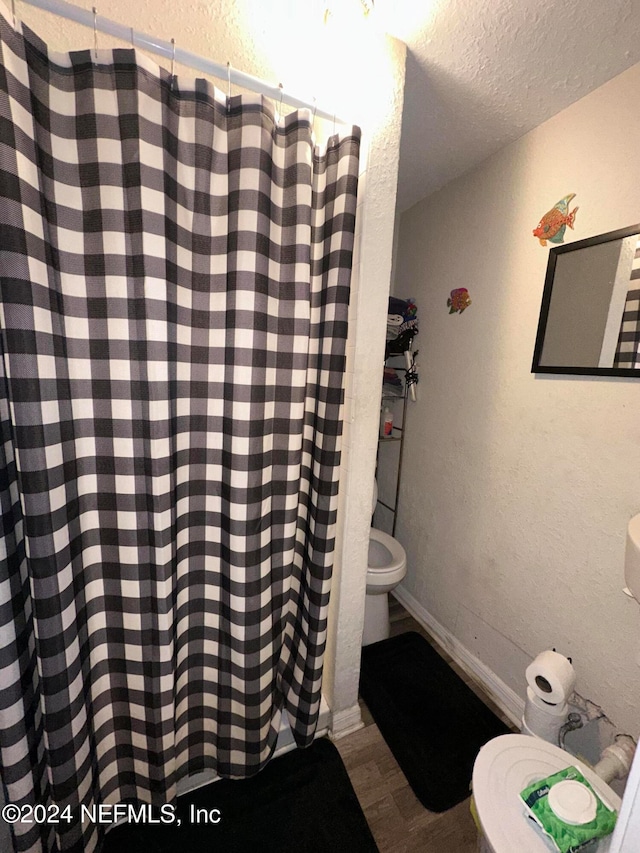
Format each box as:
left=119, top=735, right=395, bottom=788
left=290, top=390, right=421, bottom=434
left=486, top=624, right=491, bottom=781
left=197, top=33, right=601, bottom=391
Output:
left=472, top=735, right=621, bottom=853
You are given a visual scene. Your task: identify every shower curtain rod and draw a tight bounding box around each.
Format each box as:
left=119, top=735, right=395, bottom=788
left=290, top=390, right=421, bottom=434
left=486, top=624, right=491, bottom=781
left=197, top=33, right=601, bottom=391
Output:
left=16, top=0, right=344, bottom=124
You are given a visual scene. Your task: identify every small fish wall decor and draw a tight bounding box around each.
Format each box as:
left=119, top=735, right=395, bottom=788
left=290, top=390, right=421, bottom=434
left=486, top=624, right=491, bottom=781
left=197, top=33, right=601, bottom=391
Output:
left=533, top=193, right=578, bottom=246
left=447, top=287, right=471, bottom=314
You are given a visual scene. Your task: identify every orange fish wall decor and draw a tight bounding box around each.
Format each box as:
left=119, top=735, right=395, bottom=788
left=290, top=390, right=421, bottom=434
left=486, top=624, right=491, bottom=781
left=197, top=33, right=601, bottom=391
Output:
left=447, top=288, right=472, bottom=314
left=533, top=194, right=578, bottom=246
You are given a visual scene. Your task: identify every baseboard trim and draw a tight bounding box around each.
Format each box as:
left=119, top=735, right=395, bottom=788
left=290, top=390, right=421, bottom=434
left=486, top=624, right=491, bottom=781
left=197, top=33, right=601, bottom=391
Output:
left=393, top=586, right=524, bottom=729
left=329, top=703, right=364, bottom=740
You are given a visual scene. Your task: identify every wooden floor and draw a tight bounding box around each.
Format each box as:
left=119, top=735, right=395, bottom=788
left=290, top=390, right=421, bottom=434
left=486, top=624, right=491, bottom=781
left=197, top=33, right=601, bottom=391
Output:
left=334, top=596, right=515, bottom=853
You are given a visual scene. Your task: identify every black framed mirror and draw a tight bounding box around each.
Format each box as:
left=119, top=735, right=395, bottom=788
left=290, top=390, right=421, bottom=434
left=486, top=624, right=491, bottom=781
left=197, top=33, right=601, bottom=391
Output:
left=532, top=224, right=640, bottom=376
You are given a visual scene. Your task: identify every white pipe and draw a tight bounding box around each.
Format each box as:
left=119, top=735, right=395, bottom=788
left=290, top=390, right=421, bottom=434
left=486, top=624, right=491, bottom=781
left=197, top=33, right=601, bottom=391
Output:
left=609, top=741, right=640, bottom=853
left=594, top=736, right=637, bottom=785
left=14, top=0, right=344, bottom=123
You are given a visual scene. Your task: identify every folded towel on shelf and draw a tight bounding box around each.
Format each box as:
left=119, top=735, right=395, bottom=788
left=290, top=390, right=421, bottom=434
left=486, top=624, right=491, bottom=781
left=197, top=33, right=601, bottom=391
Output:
left=387, top=314, right=404, bottom=340
left=386, top=297, right=419, bottom=360
left=388, top=298, right=418, bottom=333
left=383, top=367, right=404, bottom=393
left=389, top=296, right=418, bottom=322
left=396, top=317, right=419, bottom=335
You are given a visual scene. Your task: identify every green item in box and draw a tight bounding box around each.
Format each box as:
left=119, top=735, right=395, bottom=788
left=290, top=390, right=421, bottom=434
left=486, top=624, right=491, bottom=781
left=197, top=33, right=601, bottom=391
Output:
left=520, top=766, right=617, bottom=853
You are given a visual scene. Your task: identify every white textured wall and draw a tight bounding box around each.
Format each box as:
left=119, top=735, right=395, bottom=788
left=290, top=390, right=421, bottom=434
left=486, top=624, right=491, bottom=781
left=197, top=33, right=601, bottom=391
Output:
left=15, top=1, right=405, bottom=732
left=395, top=61, right=640, bottom=736
left=324, top=35, right=406, bottom=733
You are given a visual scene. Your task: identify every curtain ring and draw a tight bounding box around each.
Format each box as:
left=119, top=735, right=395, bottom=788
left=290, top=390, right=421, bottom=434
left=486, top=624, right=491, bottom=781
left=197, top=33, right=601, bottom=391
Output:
left=311, top=97, right=317, bottom=134
left=276, top=83, right=284, bottom=123
left=130, top=27, right=135, bottom=48
left=170, top=38, right=176, bottom=90
left=226, top=61, right=232, bottom=112
left=92, top=7, right=98, bottom=64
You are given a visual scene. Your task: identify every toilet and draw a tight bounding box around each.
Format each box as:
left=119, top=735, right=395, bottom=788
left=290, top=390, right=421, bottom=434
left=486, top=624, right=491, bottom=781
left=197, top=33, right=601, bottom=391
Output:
left=362, top=479, right=407, bottom=646
left=472, top=734, right=622, bottom=852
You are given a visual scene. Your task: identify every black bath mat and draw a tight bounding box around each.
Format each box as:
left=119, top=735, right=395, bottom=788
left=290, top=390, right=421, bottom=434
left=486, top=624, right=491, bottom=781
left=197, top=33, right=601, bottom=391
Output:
left=103, top=737, right=378, bottom=853
left=359, top=631, right=511, bottom=813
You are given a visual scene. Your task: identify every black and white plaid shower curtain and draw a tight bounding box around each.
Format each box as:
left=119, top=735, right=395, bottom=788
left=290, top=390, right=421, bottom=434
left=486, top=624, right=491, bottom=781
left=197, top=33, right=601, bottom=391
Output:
left=614, top=237, right=640, bottom=367
left=0, top=9, right=359, bottom=853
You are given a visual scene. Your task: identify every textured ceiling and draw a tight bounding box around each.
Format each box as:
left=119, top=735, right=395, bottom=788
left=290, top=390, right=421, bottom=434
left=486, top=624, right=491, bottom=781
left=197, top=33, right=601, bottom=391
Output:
left=375, top=0, right=640, bottom=212
left=18, top=0, right=640, bottom=214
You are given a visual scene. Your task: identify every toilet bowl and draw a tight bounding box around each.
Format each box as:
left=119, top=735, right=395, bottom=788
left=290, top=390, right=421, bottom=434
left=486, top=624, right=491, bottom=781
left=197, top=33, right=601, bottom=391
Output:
left=362, top=480, right=407, bottom=646
left=472, top=734, right=621, bottom=853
